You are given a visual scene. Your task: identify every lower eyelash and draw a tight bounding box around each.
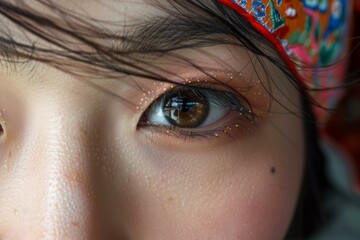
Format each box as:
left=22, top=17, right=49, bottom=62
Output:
left=154, top=110, right=259, bottom=141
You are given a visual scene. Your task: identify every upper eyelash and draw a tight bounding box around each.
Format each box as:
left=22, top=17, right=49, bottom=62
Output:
left=156, top=85, right=255, bottom=118
left=192, top=87, right=253, bottom=115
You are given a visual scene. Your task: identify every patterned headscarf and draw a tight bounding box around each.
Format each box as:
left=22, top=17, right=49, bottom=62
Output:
left=218, top=0, right=353, bottom=123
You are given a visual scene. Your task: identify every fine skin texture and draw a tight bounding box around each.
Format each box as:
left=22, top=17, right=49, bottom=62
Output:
left=0, top=0, right=304, bottom=239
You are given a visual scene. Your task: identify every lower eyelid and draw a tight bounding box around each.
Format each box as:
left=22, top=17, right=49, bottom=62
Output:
left=199, top=110, right=258, bottom=134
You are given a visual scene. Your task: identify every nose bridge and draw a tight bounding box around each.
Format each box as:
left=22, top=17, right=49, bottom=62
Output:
left=28, top=106, right=102, bottom=239
left=42, top=132, right=94, bottom=239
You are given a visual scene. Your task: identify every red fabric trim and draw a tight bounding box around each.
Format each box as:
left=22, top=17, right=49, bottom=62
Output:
left=356, top=0, right=360, bottom=13
left=218, top=0, right=306, bottom=84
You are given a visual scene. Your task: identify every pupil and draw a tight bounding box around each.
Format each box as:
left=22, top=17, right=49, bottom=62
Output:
left=181, top=98, right=193, bottom=112
left=163, top=90, right=209, bottom=128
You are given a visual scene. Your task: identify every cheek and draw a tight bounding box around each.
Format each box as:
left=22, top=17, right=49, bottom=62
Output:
left=121, top=106, right=305, bottom=239
left=211, top=159, right=303, bottom=240
left=209, top=117, right=305, bottom=239
left=116, top=124, right=304, bottom=240
left=182, top=155, right=302, bottom=240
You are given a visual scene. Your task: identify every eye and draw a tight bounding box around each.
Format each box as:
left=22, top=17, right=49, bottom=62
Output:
left=138, top=85, right=255, bottom=138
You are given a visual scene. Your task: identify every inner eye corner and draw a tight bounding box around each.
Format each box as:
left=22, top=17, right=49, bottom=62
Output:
left=0, top=122, right=4, bottom=139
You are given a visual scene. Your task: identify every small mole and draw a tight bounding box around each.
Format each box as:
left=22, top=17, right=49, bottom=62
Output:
left=167, top=197, right=175, bottom=202
left=270, top=167, right=276, bottom=175
left=71, top=221, right=80, bottom=227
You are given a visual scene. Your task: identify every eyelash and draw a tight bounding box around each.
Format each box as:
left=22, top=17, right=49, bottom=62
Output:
left=138, top=84, right=258, bottom=140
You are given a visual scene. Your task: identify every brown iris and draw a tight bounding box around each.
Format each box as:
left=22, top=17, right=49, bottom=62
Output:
left=162, top=90, right=209, bottom=128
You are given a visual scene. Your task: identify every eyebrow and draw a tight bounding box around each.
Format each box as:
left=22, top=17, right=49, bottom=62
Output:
left=120, top=15, right=230, bottom=55
left=0, top=1, right=237, bottom=58
left=0, top=0, right=257, bottom=83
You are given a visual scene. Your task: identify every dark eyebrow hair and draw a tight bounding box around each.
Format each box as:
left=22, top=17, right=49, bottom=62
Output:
left=122, top=11, right=236, bottom=55
left=0, top=0, right=274, bottom=77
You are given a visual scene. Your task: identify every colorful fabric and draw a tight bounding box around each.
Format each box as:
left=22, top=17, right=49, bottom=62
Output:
left=218, top=0, right=353, bottom=123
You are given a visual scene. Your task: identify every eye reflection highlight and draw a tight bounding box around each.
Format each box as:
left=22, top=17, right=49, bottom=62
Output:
left=161, top=89, right=209, bottom=128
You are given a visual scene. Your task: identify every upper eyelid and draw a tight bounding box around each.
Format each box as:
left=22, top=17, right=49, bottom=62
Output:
left=136, top=68, right=271, bottom=129
left=135, top=68, right=257, bottom=108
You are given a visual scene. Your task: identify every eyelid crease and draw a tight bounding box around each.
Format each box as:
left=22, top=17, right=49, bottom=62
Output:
left=134, top=67, right=264, bottom=112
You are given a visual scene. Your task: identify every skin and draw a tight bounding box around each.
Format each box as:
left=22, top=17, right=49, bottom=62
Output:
left=0, top=0, right=304, bottom=239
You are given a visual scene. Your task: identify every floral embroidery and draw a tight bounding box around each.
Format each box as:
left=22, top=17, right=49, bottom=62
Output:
left=250, top=0, right=267, bottom=24
left=269, top=0, right=286, bottom=31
